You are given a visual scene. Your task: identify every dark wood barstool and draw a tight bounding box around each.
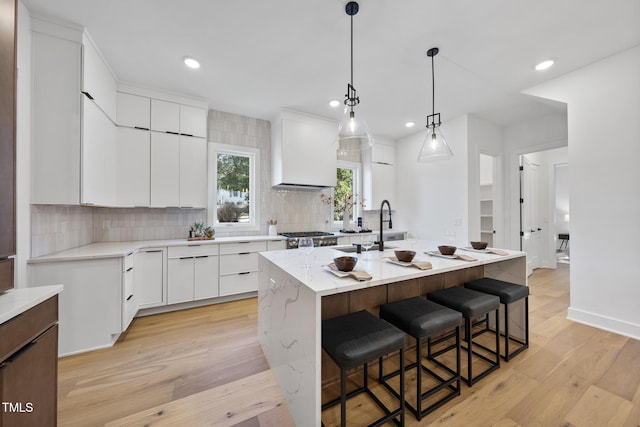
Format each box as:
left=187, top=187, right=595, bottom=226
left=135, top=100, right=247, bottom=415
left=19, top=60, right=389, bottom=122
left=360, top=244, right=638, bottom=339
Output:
left=379, top=297, right=462, bottom=421
left=464, top=277, right=530, bottom=361
left=322, top=310, right=406, bottom=427
left=427, top=287, right=501, bottom=386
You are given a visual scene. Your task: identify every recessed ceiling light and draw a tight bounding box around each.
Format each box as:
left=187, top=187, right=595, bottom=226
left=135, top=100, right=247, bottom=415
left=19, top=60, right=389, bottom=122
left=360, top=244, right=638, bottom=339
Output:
left=405, top=121, right=415, bottom=128
left=329, top=100, right=341, bottom=108
left=183, top=56, right=200, bottom=69
left=535, top=59, right=555, bottom=71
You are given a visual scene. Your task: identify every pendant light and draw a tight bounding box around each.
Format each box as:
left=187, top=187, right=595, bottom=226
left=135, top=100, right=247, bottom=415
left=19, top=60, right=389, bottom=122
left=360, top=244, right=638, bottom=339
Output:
left=336, top=1, right=373, bottom=152
left=418, top=47, right=453, bottom=162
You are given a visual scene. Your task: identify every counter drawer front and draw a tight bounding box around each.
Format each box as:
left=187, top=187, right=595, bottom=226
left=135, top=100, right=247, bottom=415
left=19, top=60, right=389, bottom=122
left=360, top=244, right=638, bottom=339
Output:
left=123, top=267, right=134, bottom=300
left=219, top=272, right=258, bottom=296
left=168, top=244, right=219, bottom=258
left=219, top=241, right=266, bottom=255
left=123, top=253, right=134, bottom=272
left=0, top=295, right=58, bottom=363
left=122, top=295, right=136, bottom=331
left=219, top=252, right=259, bottom=275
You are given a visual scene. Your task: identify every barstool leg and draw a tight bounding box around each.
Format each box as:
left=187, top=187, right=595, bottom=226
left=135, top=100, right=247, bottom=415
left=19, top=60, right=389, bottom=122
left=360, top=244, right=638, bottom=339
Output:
left=504, top=303, right=510, bottom=361
left=495, top=308, right=501, bottom=368
left=399, top=347, right=405, bottom=427
left=465, top=318, right=472, bottom=386
left=340, top=367, right=347, bottom=427
left=416, top=337, right=423, bottom=420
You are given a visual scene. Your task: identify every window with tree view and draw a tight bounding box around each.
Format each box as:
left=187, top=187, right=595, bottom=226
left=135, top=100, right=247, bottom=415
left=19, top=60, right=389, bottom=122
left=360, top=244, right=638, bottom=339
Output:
left=216, top=153, right=251, bottom=224
left=333, top=163, right=362, bottom=222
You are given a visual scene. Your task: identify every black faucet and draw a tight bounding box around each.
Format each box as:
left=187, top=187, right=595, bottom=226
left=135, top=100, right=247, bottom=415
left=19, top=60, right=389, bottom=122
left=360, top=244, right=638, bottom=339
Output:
left=379, top=199, right=392, bottom=251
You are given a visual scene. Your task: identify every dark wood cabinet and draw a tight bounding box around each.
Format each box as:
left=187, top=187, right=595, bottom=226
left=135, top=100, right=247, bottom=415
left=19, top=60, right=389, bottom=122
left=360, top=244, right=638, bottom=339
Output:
left=0, top=296, right=58, bottom=427
left=0, top=0, right=17, bottom=293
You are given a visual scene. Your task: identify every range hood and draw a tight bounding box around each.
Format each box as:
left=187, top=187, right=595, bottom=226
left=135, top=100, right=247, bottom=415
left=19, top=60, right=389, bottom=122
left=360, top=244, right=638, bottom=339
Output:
left=271, top=110, right=337, bottom=189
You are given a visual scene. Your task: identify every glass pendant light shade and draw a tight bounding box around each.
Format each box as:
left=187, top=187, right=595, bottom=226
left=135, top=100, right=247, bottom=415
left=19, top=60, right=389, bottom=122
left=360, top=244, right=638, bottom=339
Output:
left=418, top=126, right=453, bottom=162
left=337, top=108, right=374, bottom=152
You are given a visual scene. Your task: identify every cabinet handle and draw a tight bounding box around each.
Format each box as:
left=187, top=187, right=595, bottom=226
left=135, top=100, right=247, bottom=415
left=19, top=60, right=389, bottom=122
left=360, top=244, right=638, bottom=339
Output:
left=145, top=250, right=162, bottom=253
left=134, top=126, right=150, bottom=131
left=166, top=131, right=180, bottom=135
left=82, top=91, right=94, bottom=100
left=181, top=133, right=194, bottom=137
left=238, top=252, right=250, bottom=255
left=127, top=295, right=133, bottom=301
left=195, top=255, right=209, bottom=259
left=190, top=244, right=202, bottom=247
left=5, top=341, right=37, bottom=363
left=126, top=267, right=133, bottom=272
left=238, top=272, right=251, bottom=275
left=179, top=257, right=192, bottom=260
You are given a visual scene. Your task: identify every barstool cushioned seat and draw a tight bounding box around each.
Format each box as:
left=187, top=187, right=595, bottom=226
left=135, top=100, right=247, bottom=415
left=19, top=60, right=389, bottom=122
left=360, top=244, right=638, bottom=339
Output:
left=323, top=310, right=406, bottom=370
left=428, top=287, right=501, bottom=386
left=380, top=297, right=461, bottom=338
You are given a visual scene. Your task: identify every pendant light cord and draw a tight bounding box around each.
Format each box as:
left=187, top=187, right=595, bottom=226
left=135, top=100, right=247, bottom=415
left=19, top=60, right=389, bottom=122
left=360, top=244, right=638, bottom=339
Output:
left=350, top=14, right=354, bottom=87
left=431, top=53, right=435, bottom=117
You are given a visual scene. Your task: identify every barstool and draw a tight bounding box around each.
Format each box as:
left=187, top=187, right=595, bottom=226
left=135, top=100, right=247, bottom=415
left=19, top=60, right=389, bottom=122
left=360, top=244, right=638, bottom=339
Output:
left=379, top=297, right=462, bottom=421
left=427, top=287, right=501, bottom=386
left=464, top=278, right=529, bottom=361
left=322, top=310, right=406, bottom=427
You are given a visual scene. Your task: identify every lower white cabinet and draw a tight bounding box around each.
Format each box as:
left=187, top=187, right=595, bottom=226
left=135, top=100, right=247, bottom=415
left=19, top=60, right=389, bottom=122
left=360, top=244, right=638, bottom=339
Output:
left=134, top=248, right=165, bottom=308
left=218, top=241, right=266, bottom=296
left=167, top=245, right=219, bottom=304
left=122, top=253, right=136, bottom=330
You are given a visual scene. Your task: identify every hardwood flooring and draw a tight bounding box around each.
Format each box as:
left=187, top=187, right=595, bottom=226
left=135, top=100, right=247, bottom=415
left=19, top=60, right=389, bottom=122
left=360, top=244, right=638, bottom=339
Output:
left=58, top=265, right=640, bottom=426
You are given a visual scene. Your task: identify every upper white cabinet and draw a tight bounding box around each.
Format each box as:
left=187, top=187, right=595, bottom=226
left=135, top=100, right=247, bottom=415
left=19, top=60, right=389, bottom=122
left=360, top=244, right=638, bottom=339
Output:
left=116, top=127, right=150, bottom=207
left=150, top=132, right=180, bottom=207
left=117, top=92, right=150, bottom=129
left=82, top=34, right=117, bottom=122
left=151, top=99, right=180, bottom=134
left=150, top=100, right=207, bottom=138
left=179, top=136, right=208, bottom=208
left=363, top=138, right=397, bottom=209
left=271, top=110, right=337, bottom=188
left=32, top=19, right=117, bottom=206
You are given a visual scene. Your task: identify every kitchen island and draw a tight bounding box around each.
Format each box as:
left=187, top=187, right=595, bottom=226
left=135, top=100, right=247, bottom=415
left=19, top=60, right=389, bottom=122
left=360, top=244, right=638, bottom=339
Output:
left=258, top=241, right=526, bottom=426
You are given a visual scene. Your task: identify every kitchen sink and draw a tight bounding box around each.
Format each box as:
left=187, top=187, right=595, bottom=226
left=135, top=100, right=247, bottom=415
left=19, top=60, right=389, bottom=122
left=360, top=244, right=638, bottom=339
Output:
left=336, top=244, right=396, bottom=253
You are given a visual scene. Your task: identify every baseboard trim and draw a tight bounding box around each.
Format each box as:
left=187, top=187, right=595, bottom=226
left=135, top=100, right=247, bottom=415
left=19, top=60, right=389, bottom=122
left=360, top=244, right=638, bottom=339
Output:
left=567, top=307, right=640, bottom=340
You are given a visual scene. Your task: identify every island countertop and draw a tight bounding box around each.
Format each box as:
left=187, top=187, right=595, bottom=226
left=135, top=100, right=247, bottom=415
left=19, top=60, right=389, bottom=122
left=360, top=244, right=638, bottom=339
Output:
left=259, top=240, right=525, bottom=296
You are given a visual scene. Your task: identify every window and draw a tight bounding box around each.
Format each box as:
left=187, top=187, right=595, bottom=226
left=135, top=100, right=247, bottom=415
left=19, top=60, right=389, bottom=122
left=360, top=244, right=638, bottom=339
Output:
left=333, top=161, right=362, bottom=222
left=209, top=143, right=260, bottom=230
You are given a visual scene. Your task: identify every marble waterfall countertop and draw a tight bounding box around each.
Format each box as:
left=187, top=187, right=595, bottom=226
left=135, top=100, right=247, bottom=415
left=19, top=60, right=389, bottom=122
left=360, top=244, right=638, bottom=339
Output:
left=28, top=235, right=287, bottom=263
left=259, top=240, right=525, bottom=296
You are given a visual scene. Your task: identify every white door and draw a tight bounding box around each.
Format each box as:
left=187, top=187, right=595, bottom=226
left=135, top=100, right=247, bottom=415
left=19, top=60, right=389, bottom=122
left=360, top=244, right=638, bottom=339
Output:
left=521, top=156, right=541, bottom=276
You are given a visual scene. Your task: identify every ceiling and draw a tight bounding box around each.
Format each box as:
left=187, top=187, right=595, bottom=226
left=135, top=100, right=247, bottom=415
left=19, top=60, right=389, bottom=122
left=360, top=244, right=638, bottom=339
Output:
left=22, top=0, right=640, bottom=140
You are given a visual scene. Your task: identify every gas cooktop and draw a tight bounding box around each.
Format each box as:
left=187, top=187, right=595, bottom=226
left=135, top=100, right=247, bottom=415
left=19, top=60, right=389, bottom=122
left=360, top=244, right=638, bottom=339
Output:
left=280, top=231, right=334, bottom=238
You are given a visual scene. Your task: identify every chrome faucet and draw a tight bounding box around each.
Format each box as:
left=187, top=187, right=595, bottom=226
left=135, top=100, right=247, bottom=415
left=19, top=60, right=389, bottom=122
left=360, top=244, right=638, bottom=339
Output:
left=378, top=199, right=392, bottom=251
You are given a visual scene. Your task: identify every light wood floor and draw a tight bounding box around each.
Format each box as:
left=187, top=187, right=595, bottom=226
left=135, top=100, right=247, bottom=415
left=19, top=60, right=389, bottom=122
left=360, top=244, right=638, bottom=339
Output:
left=58, top=265, right=640, bottom=426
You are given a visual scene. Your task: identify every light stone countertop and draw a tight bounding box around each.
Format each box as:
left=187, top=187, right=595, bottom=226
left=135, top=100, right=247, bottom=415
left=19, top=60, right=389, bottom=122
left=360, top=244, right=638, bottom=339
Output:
left=260, top=240, right=525, bottom=297
left=28, top=235, right=287, bottom=263
left=0, top=285, right=64, bottom=324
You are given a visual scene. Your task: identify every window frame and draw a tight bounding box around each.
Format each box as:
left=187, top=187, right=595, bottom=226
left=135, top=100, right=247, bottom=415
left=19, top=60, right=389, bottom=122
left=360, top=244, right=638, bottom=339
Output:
left=208, top=142, right=260, bottom=232
left=332, top=160, right=362, bottom=226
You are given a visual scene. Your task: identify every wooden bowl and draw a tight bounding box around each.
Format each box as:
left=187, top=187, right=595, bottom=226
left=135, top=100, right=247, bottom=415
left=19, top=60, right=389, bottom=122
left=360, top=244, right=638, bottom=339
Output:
left=333, top=256, right=358, bottom=272
left=470, top=241, right=488, bottom=250
left=438, top=245, right=457, bottom=256
left=394, top=250, right=416, bottom=262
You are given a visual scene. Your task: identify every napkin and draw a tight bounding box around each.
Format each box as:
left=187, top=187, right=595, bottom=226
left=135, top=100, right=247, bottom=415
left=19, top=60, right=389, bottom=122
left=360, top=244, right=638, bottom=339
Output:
left=487, top=248, right=508, bottom=256
left=388, top=257, right=432, bottom=270
left=454, top=253, right=477, bottom=262
left=328, top=263, right=372, bottom=281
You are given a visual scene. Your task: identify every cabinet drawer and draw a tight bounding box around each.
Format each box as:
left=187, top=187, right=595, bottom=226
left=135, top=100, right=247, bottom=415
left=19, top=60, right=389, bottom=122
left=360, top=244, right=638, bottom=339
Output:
left=0, top=296, right=58, bottom=363
left=267, top=240, right=287, bottom=251
left=219, top=252, right=259, bottom=275
left=122, top=295, right=136, bottom=331
left=168, top=244, right=219, bottom=258
left=219, top=241, right=267, bottom=255
left=219, top=272, right=258, bottom=296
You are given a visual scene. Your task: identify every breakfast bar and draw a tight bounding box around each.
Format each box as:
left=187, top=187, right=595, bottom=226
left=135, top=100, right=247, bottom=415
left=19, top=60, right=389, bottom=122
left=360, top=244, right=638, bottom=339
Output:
left=258, top=241, right=526, bottom=426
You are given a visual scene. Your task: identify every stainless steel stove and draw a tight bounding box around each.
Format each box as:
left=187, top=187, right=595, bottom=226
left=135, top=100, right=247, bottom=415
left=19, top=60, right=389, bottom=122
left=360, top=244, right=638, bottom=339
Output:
left=280, top=231, right=337, bottom=249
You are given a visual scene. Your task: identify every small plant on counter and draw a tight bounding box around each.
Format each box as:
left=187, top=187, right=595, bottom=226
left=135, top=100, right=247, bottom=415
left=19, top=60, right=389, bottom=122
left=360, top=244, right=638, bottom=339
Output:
left=190, top=221, right=214, bottom=238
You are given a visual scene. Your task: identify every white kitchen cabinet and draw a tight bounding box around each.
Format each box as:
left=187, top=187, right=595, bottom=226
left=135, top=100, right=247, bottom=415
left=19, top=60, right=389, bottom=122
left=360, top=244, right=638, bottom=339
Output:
left=122, top=253, right=136, bottom=331
left=167, top=245, right=219, bottom=304
left=134, top=248, right=165, bottom=309
left=82, top=35, right=117, bottom=122
left=116, top=127, right=151, bottom=207
left=32, top=19, right=118, bottom=206
left=151, top=99, right=180, bottom=134
left=179, top=136, right=208, bottom=208
left=271, top=110, right=337, bottom=188
left=81, top=97, right=117, bottom=206
left=267, top=240, right=287, bottom=251
left=29, top=258, right=122, bottom=356
left=150, top=132, right=180, bottom=207
left=363, top=139, right=396, bottom=210
left=218, top=241, right=266, bottom=296
left=180, top=104, right=208, bottom=138
left=117, top=92, right=150, bottom=129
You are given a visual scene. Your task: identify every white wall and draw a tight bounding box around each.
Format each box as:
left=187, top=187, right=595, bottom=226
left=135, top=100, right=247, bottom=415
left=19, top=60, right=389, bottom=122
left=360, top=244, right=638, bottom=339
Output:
left=395, top=115, right=469, bottom=245
left=525, top=44, right=640, bottom=339
left=15, top=1, right=31, bottom=288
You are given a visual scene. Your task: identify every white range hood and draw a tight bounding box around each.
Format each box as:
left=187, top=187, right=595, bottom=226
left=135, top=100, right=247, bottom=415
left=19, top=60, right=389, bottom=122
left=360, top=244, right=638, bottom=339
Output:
left=271, top=110, right=337, bottom=189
